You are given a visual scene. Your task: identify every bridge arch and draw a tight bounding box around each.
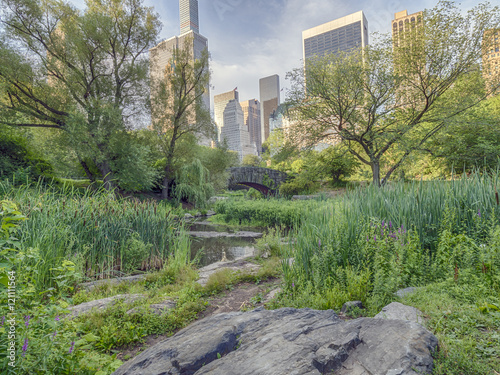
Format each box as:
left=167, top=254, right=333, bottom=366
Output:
left=228, top=167, right=289, bottom=196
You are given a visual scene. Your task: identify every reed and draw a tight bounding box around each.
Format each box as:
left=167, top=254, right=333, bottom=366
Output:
left=0, top=180, right=190, bottom=293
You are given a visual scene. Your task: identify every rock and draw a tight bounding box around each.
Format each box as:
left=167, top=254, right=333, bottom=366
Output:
left=196, top=258, right=261, bottom=287
left=78, top=275, right=147, bottom=292
left=187, top=231, right=263, bottom=238
left=374, top=302, right=424, bottom=324
left=207, top=196, right=227, bottom=205
left=340, top=301, right=364, bottom=314
left=263, top=287, right=282, bottom=303
left=126, top=300, right=176, bottom=316
left=205, top=210, right=216, bottom=217
left=112, top=307, right=438, bottom=375
left=184, top=213, right=194, bottom=219
left=395, top=287, right=420, bottom=298
left=194, top=212, right=202, bottom=217
left=68, top=294, right=145, bottom=318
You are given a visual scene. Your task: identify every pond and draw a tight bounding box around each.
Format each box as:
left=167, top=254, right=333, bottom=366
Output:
left=187, top=220, right=263, bottom=267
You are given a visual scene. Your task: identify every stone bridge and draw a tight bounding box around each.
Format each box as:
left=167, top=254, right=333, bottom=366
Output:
left=228, top=167, right=289, bottom=195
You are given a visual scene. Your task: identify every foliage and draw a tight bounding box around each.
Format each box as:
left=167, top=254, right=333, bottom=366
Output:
left=150, top=35, right=215, bottom=199
left=0, top=126, right=54, bottom=184
left=278, top=177, right=318, bottom=197
left=428, top=95, right=500, bottom=173
left=214, top=198, right=320, bottom=227
left=242, top=154, right=260, bottom=167
left=196, top=144, right=239, bottom=193
left=173, top=159, right=214, bottom=208
left=0, top=0, right=161, bottom=188
left=0, top=180, right=191, bottom=295
left=286, top=1, right=500, bottom=186
left=312, top=145, right=360, bottom=184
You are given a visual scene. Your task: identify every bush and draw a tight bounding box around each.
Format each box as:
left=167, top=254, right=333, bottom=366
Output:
left=279, top=178, right=318, bottom=197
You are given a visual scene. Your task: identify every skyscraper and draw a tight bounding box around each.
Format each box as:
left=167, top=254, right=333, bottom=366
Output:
left=214, top=89, right=239, bottom=141
left=240, top=99, right=262, bottom=154
left=392, top=9, right=423, bottom=45
left=259, top=75, right=280, bottom=143
left=302, top=11, right=369, bottom=61
left=180, top=0, right=199, bottom=34
left=149, top=0, right=211, bottom=145
left=216, top=90, right=257, bottom=160
left=483, top=29, right=500, bottom=93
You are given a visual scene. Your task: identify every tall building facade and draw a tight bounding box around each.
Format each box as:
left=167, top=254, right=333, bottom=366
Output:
left=483, top=29, right=500, bottom=93
left=149, top=0, right=211, bottom=146
left=240, top=99, right=262, bottom=154
left=217, top=92, right=257, bottom=161
left=302, top=11, right=369, bottom=61
left=259, top=74, right=280, bottom=143
left=180, top=0, right=199, bottom=34
left=214, top=89, right=239, bottom=141
left=392, top=9, right=423, bottom=45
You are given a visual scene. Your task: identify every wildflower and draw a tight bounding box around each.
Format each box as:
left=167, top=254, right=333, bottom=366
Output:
left=382, top=220, right=385, bottom=227
left=478, top=209, right=481, bottom=218
left=24, top=315, right=30, bottom=328
left=366, top=236, right=369, bottom=242
left=68, top=341, right=75, bottom=354
left=374, top=235, right=377, bottom=242
left=52, top=331, right=57, bottom=339
left=318, top=239, right=321, bottom=248
left=22, top=339, right=28, bottom=357
left=292, top=282, right=295, bottom=288
left=55, top=316, right=60, bottom=322
left=389, top=221, right=392, bottom=229
left=0, top=316, right=5, bottom=327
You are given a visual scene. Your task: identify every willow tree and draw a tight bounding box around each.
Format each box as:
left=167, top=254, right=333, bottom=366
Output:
left=287, top=1, right=500, bottom=186
left=0, top=0, right=161, bottom=189
left=150, top=37, right=215, bottom=199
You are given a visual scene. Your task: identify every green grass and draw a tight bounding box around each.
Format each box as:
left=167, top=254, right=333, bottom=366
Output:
left=0, top=180, right=190, bottom=296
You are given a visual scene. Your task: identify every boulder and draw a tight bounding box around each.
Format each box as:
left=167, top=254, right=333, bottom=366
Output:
left=68, top=294, right=145, bottom=318
left=395, top=287, right=420, bottom=298
left=126, top=300, right=177, bottom=316
left=196, top=258, right=261, bottom=287
left=78, top=275, right=146, bottom=292
left=374, top=302, right=424, bottom=324
left=340, top=301, right=364, bottom=314
left=113, top=307, right=437, bottom=375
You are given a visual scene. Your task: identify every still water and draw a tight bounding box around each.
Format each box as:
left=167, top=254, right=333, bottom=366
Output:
left=188, top=221, right=263, bottom=267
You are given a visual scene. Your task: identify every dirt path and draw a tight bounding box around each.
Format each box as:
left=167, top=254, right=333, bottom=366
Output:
left=117, top=278, right=282, bottom=361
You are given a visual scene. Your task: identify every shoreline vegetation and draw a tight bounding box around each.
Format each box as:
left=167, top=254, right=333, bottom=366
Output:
left=0, top=173, right=499, bottom=374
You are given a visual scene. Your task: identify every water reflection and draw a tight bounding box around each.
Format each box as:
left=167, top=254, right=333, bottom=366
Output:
left=188, top=221, right=261, bottom=267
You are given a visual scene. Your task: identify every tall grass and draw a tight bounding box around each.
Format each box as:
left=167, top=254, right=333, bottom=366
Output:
left=283, top=171, right=500, bottom=294
left=0, top=180, right=190, bottom=292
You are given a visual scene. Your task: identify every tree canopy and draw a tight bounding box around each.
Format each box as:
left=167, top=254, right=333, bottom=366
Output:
left=286, top=1, right=500, bottom=186
left=0, top=0, right=161, bottom=189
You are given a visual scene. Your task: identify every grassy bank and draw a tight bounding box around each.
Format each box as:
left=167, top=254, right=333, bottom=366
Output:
left=221, top=173, right=500, bottom=373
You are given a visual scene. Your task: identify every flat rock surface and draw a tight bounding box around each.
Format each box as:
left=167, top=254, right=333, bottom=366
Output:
left=188, top=231, right=263, bottom=238
left=79, top=275, right=147, bottom=292
left=196, top=258, right=261, bottom=287
left=68, top=294, right=145, bottom=318
left=374, top=302, right=424, bottom=324
left=112, top=307, right=438, bottom=375
left=126, top=300, right=177, bottom=315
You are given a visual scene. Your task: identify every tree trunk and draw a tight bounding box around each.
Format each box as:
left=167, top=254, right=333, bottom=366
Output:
left=98, top=161, right=114, bottom=191
left=161, top=174, right=171, bottom=200
left=372, top=160, right=381, bottom=187
left=79, top=159, right=95, bottom=182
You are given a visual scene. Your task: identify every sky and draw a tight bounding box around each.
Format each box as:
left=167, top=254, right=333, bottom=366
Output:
left=70, top=0, right=483, bottom=108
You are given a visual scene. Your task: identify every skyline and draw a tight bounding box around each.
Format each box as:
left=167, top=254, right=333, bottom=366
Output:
left=70, top=0, right=483, bottom=106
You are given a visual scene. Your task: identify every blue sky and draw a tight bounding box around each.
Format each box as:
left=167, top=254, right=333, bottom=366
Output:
left=71, top=0, right=482, bottom=107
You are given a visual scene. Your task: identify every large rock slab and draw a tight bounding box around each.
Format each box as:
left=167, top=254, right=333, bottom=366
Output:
left=78, top=275, right=147, bottom=292
left=374, top=302, right=424, bottom=324
left=196, top=258, right=261, bottom=287
left=112, top=307, right=437, bottom=375
left=68, top=294, right=145, bottom=318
